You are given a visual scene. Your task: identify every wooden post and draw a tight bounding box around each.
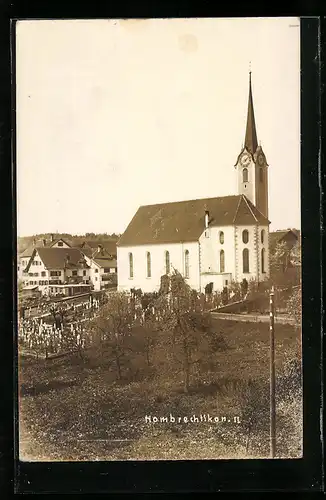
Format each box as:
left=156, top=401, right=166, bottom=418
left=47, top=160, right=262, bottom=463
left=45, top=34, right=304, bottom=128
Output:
left=269, top=285, right=276, bottom=457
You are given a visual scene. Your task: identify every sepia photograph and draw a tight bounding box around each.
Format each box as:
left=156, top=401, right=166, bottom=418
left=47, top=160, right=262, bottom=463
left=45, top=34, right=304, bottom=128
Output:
left=16, top=17, right=302, bottom=461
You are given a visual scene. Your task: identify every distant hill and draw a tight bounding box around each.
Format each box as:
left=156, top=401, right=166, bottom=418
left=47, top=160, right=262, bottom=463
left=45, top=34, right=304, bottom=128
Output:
left=17, top=233, right=120, bottom=254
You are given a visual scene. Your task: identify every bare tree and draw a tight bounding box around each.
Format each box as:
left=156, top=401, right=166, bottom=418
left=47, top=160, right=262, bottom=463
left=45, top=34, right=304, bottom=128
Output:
left=132, top=312, right=160, bottom=367
left=89, top=291, right=135, bottom=380
left=158, top=270, right=217, bottom=393
left=286, top=286, right=301, bottom=328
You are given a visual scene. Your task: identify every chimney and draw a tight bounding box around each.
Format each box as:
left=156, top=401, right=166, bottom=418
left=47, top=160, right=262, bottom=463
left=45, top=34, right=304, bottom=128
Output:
left=65, top=254, right=70, bottom=264
left=43, top=239, right=46, bottom=247
left=33, top=238, right=36, bottom=246
left=97, top=244, right=102, bottom=253
left=51, top=234, right=54, bottom=242
left=205, top=210, right=209, bottom=229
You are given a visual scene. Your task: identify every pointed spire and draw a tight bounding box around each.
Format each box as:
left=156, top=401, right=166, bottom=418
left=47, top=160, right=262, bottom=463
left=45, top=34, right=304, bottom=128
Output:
left=244, top=70, right=258, bottom=155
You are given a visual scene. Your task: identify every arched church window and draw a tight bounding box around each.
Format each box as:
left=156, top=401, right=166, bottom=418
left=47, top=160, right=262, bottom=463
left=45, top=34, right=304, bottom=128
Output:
left=242, top=168, right=248, bottom=183
left=220, top=250, right=225, bottom=273
left=128, top=252, right=133, bottom=278
left=261, top=248, right=266, bottom=273
left=184, top=250, right=189, bottom=279
left=165, top=250, right=170, bottom=274
left=259, top=167, right=263, bottom=182
left=146, top=252, right=151, bottom=278
left=243, top=248, right=250, bottom=273
left=219, top=231, right=224, bottom=244
left=242, top=229, right=249, bottom=244
left=261, top=229, right=265, bottom=244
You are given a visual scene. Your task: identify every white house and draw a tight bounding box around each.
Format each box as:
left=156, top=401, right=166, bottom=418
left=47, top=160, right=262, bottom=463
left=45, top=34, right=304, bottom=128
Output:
left=22, top=247, right=91, bottom=296
left=17, top=236, right=70, bottom=281
left=81, top=244, right=117, bottom=291
left=117, top=72, right=271, bottom=294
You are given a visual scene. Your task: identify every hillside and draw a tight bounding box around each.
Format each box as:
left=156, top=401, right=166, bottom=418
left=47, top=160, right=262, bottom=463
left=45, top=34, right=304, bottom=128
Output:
left=17, top=233, right=120, bottom=254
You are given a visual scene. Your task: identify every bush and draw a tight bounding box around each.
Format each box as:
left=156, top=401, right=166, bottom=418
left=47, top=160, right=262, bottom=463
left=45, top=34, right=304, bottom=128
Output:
left=275, top=347, right=302, bottom=457
left=286, top=286, right=301, bottom=327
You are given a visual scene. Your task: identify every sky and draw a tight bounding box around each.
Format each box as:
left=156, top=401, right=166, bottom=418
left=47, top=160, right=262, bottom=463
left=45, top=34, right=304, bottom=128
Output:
left=16, top=17, right=300, bottom=237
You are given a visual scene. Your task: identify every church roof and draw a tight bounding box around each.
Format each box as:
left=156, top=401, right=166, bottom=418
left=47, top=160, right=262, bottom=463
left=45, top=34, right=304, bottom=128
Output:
left=117, top=195, right=270, bottom=247
left=244, top=72, right=258, bottom=155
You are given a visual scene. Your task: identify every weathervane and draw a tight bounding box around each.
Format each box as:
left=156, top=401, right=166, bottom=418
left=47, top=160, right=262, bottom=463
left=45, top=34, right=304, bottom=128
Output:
left=249, top=60, right=251, bottom=74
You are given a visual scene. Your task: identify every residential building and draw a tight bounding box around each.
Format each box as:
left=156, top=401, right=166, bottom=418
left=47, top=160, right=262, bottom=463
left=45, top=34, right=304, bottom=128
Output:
left=269, top=229, right=301, bottom=271
left=48, top=237, right=71, bottom=249
left=77, top=239, right=117, bottom=259
left=17, top=237, right=48, bottom=281
left=22, top=247, right=91, bottom=296
left=269, top=229, right=299, bottom=253
left=81, top=244, right=117, bottom=291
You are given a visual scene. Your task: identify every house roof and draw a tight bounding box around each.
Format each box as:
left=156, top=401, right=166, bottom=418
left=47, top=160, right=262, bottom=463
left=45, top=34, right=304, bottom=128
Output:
left=20, top=246, right=35, bottom=258
left=79, top=247, right=116, bottom=261
left=93, top=258, right=117, bottom=268
left=86, top=240, right=117, bottom=251
left=78, top=240, right=117, bottom=257
left=27, top=247, right=88, bottom=271
left=79, top=247, right=93, bottom=258
left=91, top=246, right=115, bottom=259
left=117, top=194, right=270, bottom=247
left=269, top=229, right=299, bottom=250
left=49, top=238, right=71, bottom=248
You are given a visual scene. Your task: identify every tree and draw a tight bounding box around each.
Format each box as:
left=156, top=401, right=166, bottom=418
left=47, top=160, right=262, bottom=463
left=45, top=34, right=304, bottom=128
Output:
left=157, top=270, right=218, bottom=393
left=270, top=240, right=301, bottom=287
left=89, top=291, right=135, bottom=380
left=290, top=242, right=301, bottom=267
left=57, top=305, right=68, bottom=326
left=286, top=286, right=301, bottom=328
left=131, top=310, right=160, bottom=367
left=270, top=241, right=291, bottom=274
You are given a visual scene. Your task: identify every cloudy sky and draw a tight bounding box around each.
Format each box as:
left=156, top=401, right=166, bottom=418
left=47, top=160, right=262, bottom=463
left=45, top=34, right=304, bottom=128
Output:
left=16, top=17, right=300, bottom=236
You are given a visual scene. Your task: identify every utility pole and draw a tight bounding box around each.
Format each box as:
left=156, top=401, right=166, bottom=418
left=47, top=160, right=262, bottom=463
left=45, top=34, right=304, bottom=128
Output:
left=269, top=285, right=276, bottom=457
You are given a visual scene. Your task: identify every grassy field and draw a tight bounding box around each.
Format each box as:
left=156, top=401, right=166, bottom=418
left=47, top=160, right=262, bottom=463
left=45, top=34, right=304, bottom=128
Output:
left=19, top=318, right=302, bottom=461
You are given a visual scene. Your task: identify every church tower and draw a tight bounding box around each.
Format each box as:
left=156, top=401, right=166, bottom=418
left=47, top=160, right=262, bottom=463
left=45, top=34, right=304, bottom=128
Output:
left=235, top=72, right=269, bottom=219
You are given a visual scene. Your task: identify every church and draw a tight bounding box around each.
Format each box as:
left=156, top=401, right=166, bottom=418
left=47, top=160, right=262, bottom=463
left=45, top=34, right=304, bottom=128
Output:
left=117, top=73, right=270, bottom=294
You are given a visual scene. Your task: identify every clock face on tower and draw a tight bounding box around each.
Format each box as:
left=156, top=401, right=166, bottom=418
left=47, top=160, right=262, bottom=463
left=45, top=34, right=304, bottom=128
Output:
left=240, top=154, right=250, bottom=167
